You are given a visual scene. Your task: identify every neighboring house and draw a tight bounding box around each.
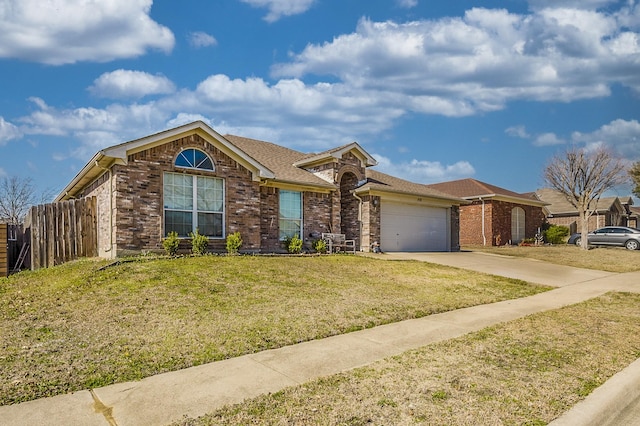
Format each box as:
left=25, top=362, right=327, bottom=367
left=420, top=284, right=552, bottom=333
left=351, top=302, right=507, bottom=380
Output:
left=628, top=206, right=640, bottom=228
left=55, top=121, right=466, bottom=257
left=536, top=188, right=628, bottom=234
left=427, top=178, right=547, bottom=246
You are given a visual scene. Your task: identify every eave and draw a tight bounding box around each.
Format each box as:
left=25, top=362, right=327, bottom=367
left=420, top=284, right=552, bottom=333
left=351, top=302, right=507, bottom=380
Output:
left=355, top=186, right=469, bottom=206
left=463, top=193, right=549, bottom=207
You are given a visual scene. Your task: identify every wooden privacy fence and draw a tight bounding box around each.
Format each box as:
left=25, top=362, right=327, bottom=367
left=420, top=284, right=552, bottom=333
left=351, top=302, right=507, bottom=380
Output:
left=0, top=224, right=7, bottom=277
left=27, top=197, right=98, bottom=269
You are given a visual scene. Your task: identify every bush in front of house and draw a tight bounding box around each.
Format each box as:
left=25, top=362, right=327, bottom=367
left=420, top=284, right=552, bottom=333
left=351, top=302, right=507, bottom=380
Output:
left=163, top=231, right=180, bottom=256
left=313, top=238, right=327, bottom=253
left=284, top=235, right=303, bottom=254
left=189, top=229, right=209, bottom=255
left=544, top=225, right=570, bottom=244
left=226, top=232, right=243, bottom=255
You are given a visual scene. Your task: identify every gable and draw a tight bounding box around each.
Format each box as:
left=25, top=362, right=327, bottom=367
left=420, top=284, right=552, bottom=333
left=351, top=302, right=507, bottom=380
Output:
left=293, top=142, right=377, bottom=169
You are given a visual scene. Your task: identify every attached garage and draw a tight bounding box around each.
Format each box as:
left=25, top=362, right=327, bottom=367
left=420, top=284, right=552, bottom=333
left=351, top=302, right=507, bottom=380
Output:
left=380, top=202, right=450, bottom=252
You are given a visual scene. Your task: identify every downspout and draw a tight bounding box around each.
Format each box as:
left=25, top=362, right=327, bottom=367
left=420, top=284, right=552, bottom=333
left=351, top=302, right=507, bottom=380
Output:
left=479, top=197, right=487, bottom=246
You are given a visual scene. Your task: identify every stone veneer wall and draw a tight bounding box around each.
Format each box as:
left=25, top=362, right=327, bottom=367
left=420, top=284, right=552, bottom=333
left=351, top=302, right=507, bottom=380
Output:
left=360, top=195, right=381, bottom=252
left=339, top=172, right=360, bottom=246
left=94, top=134, right=263, bottom=255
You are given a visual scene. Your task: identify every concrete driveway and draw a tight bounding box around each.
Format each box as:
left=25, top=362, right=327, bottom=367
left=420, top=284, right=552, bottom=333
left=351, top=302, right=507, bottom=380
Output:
left=374, top=251, right=618, bottom=287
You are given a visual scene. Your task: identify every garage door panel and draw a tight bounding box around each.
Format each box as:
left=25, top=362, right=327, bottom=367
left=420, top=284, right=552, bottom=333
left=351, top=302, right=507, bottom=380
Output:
left=381, top=202, right=448, bottom=252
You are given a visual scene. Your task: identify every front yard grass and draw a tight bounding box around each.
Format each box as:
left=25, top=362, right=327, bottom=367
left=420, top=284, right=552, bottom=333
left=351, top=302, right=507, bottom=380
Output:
left=0, top=255, right=548, bottom=406
left=176, top=292, right=640, bottom=425
left=465, top=244, right=640, bottom=273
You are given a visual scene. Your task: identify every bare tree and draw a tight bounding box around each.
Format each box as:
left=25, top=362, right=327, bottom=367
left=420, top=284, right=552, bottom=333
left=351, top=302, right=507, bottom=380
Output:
left=0, top=176, right=36, bottom=225
left=630, top=161, right=640, bottom=199
left=544, top=147, right=627, bottom=250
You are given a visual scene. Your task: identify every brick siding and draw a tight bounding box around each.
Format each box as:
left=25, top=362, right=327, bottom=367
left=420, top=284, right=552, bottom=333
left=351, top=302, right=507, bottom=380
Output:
left=459, top=200, right=545, bottom=246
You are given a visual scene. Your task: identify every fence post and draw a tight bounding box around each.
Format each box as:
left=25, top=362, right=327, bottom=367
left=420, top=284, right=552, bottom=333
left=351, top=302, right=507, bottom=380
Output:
left=0, top=224, right=7, bottom=277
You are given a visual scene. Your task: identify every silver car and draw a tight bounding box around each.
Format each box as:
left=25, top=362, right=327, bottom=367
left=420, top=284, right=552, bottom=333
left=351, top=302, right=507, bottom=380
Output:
left=568, top=226, right=640, bottom=250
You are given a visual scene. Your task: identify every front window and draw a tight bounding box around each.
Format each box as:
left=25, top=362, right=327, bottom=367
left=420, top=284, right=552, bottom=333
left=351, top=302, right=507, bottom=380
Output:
left=164, top=172, right=224, bottom=237
left=279, top=190, right=302, bottom=240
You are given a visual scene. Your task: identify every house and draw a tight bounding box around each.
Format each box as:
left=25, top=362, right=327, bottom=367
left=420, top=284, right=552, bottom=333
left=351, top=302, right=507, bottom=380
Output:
left=55, top=121, right=466, bottom=257
left=629, top=206, right=640, bottom=228
left=426, top=178, right=547, bottom=246
left=536, top=188, right=628, bottom=233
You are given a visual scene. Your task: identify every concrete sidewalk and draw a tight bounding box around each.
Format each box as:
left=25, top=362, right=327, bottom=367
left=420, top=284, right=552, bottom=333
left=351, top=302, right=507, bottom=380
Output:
left=1, top=252, right=639, bottom=426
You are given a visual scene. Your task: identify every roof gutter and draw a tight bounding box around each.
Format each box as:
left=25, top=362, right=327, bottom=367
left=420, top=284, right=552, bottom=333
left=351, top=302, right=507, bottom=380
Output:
left=55, top=151, right=108, bottom=202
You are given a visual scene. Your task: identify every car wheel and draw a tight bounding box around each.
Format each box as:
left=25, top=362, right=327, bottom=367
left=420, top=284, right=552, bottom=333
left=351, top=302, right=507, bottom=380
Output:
left=625, top=240, right=640, bottom=251
left=574, top=237, right=582, bottom=246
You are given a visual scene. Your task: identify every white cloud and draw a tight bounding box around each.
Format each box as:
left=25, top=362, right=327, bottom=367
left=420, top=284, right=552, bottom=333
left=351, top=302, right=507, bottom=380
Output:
left=527, top=0, right=619, bottom=11
left=533, top=132, right=566, bottom=146
left=89, top=70, right=176, bottom=99
left=272, top=5, right=640, bottom=115
left=373, top=154, right=475, bottom=184
left=189, top=31, right=218, bottom=48
left=0, top=0, right=174, bottom=65
left=194, top=74, right=405, bottom=138
left=6, top=3, right=640, bottom=165
left=572, top=119, right=640, bottom=158
left=397, top=0, right=418, bottom=8
left=505, top=125, right=531, bottom=139
left=240, top=0, right=316, bottom=22
left=0, top=117, right=22, bottom=145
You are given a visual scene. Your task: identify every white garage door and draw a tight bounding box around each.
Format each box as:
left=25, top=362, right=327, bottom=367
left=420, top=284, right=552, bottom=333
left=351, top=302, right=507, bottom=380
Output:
left=380, top=202, right=449, bottom=252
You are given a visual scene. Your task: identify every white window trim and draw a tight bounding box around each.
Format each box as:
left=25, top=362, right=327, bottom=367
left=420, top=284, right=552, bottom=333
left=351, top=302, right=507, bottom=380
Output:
left=163, top=172, right=225, bottom=239
left=279, top=190, right=303, bottom=240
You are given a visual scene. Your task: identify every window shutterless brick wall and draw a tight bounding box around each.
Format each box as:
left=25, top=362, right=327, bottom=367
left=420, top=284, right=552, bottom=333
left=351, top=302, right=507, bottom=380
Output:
left=79, top=134, right=262, bottom=255
left=459, top=200, right=545, bottom=246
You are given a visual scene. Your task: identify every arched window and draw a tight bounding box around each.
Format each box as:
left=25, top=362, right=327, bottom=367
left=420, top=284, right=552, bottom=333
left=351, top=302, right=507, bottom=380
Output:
left=511, top=207, right=525, bottom=244
left=175, top=148, right=214, bottom=171
left=164, top=148, right=222, bottom=238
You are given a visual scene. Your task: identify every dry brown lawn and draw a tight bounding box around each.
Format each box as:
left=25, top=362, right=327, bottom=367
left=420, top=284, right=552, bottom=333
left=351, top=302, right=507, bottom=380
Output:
left=0, top=255, right=547, bottom=405
left=177, top=292, right=640, bottom=426
left=465, top=244, right=640, bottom=273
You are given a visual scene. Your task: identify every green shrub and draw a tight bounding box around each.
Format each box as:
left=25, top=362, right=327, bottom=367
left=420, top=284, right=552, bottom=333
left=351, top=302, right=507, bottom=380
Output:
left=544, top=225, right=570, bottom=244
left=226, top=232, right=243, bottom=255
left=162, top=231, right=180, bottom=256
left=284, top=235, right=303, bottom=254
left=313, top=239, right=327, bottom=253
left=189, top=229, right=209, bottom=255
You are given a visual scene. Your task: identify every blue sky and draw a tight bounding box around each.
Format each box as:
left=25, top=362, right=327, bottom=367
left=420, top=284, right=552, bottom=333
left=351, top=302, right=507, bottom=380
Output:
left=1, top=0, right=639, bottom=201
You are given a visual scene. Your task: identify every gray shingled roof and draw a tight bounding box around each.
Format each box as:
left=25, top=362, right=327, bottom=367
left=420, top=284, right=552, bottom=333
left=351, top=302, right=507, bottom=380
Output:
left=426, top=178, right=546, bottom=206
left=360, top=169, right=466, bottom=202
left=224, top=134, right=334, bottom=188
left=225, top=134, right=464, bottom=202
